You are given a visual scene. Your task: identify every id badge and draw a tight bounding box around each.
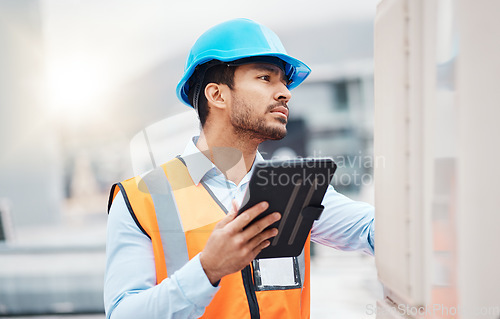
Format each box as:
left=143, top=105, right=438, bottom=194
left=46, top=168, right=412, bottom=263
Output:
left=252, top=256, right=303, bottom=291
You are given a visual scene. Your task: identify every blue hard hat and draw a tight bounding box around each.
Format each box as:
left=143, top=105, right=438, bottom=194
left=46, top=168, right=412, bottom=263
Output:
left=176, top=18, right=311, bottom=108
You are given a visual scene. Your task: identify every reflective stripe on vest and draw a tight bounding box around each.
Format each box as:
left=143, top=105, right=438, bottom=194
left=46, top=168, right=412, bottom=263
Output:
left=109, top=157, right=312, bottom=318
left=141, top=166, right=190, bottom=276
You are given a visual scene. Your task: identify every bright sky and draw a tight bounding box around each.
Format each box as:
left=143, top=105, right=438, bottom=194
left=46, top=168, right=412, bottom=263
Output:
left=40, top=0, right=377, bottom=119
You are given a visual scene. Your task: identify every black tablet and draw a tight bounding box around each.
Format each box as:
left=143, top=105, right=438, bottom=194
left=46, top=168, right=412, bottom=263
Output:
left=238, top=158, right=337, bottom=259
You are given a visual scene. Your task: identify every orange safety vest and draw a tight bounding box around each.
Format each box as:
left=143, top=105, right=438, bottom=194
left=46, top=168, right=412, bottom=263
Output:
left=108, top=157, right=311, bottom=319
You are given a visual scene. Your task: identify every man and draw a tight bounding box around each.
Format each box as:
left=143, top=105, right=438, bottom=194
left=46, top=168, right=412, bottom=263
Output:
left=104, top=18, right=374, bottom=318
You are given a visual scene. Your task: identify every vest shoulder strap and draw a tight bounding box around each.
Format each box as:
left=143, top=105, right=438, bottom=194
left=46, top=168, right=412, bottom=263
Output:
left=162, top=158, right=226, bottom=232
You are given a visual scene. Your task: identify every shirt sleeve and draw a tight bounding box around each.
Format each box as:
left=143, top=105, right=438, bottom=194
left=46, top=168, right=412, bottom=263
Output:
left=104, top=191, right=219, bottom=319
left=311, top=185, right=375, bottom=256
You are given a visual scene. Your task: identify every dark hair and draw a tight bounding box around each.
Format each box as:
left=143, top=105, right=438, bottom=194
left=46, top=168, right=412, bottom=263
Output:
left=188, top=63, right=236, bottom=127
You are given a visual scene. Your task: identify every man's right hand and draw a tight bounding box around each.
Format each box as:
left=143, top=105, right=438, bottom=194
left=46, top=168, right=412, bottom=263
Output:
left=199, top=201, right=280, bottom=286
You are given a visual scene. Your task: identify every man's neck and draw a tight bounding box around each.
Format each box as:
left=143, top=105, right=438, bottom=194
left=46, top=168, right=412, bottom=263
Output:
left=196, top=129, right=259, bottom=185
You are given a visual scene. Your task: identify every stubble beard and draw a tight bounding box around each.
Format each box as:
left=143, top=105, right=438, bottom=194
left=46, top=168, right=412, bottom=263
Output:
left=230, top=96, right=287, bottom=141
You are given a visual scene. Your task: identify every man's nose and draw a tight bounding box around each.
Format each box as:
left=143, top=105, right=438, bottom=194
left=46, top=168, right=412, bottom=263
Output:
left=275, top=84, right=291, bottom=102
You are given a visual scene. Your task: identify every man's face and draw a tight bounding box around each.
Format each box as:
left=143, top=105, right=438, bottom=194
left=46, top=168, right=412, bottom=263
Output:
left=228, top=63, right=292, bottom=141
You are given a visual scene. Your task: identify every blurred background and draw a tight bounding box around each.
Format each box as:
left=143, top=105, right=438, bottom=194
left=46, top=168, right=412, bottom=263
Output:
left=0, top=0, right=381, bottom=318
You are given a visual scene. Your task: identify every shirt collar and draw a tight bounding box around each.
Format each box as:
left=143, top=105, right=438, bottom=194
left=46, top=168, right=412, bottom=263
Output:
left=180, top=136, right=265, bottom=185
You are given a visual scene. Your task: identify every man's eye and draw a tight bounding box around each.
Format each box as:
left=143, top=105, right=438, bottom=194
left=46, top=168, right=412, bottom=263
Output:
left=258, top=75, right=270, bottom=81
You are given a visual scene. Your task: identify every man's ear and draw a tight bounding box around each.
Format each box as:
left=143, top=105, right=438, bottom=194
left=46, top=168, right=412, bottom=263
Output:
left=205, top=83, right=228, bottom=110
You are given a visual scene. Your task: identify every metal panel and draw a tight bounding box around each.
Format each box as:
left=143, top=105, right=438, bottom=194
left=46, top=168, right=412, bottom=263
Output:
left=374, top=0, right=435, bottom=308
left=374, top=0, right=413, bottom=304
left=456, top=0, right=500, bottom=317
left=376, top=0, right=500, bottom=318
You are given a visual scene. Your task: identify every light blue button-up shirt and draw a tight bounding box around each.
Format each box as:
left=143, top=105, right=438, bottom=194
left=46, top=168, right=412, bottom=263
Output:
left=104, top=137, right=375, bottom=319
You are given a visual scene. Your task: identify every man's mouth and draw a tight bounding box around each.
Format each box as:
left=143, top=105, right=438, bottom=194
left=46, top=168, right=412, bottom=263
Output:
left=270, top=105, right=289, bottom=119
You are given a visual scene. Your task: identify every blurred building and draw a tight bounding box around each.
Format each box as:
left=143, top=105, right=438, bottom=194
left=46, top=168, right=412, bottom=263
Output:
left=0, top=0, right=63, bottom=228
